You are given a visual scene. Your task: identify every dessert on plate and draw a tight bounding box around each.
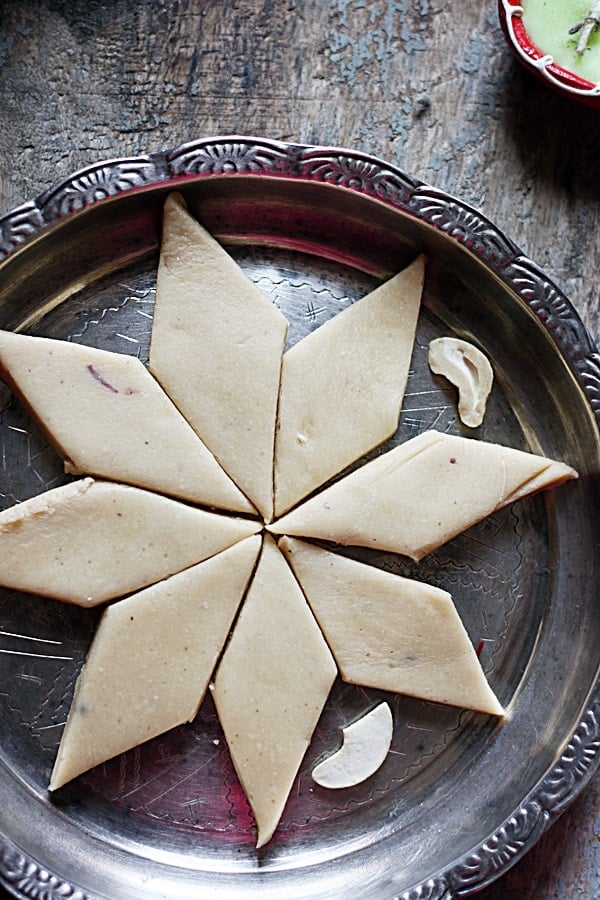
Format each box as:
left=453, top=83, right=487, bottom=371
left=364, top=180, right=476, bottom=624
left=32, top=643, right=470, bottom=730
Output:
left=0, top=193, right=578, bottom=846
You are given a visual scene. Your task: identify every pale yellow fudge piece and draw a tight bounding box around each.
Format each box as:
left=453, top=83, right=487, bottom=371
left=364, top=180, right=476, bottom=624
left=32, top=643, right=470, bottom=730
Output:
left=280, top=537, right=504, bottom=716
left=149, top=193, right=288, bottom=520
left=0, top=478, right=261, bottom=605
left=50, top=535, right=262, bottom=791
left=270, top=431, right=577, bottom=561
left=273, top=256, right=425, bottom=516
left=212, top=534, right=337, bottom=848
left=0, top=331, right=254, bottom=514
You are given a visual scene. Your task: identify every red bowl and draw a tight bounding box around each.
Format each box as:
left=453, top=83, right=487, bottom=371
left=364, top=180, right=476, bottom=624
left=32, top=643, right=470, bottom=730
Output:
left=498, top=0, right=600, bottom=107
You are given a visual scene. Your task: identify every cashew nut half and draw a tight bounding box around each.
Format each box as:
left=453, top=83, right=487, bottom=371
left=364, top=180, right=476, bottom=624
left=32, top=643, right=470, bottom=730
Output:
left=311, top=702, right=393, bottom=789
left=428, top=337, right=493, bottom=428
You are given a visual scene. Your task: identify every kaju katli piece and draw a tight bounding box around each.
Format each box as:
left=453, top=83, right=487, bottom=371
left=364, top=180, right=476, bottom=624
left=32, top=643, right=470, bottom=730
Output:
left=0, top=330, right=255, bottom=514
left=50, top=535, right=262, bottom=791
left=280, top=537, right=504, bottom=716
left=150, top=193, right=288, bottom=521
left=270, top=431, right=577, bottom=561
left=0, top=478, right=261, bottom=606
left=212, top=534, right=337, bottom=848
left=273, top=255, right=425, bottom=517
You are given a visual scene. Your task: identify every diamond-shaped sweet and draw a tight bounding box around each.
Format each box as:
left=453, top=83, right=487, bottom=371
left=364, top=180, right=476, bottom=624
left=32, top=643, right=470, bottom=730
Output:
left=280, top=537, right=504, bottom=716
left=149, top=193, right=288, bottom=520
left=273, top=255, right=425, bottom=516
left=270, top=430, right=577, bottom=561
left=50, top=535, right=262, bottom=790
left=0, top=331, right=254, bottom=513
left=0, top=478, right=260, bottom=605
left=212, top=535, right=337, bottom=848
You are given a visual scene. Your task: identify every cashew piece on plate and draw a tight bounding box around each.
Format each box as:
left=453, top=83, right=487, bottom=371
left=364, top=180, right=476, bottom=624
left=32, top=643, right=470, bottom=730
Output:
left=428, top=337, right=493, bottom=428
left=311, top=702, right=393, bottom=789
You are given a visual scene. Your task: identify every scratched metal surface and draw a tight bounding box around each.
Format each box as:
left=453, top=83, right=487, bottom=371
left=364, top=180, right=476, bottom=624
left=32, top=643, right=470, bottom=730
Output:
left=0, top=154, right=597, bottom=899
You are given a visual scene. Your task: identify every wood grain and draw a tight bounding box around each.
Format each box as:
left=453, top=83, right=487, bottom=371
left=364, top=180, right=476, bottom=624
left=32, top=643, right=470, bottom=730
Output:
left=0, top=1, right=598, bottom=897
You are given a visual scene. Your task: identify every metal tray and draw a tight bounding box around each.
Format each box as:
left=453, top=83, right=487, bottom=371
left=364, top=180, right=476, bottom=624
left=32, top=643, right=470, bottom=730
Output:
left=0, top=137, right=598, bottom=900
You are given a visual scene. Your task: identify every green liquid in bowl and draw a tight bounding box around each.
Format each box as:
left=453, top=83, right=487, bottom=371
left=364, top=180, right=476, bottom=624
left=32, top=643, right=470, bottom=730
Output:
left=522, top=0, right=600, bottom=82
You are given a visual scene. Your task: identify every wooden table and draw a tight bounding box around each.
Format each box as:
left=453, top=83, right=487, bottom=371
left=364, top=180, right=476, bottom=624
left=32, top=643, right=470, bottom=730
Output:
left=0, top=2, right=598, bottom=897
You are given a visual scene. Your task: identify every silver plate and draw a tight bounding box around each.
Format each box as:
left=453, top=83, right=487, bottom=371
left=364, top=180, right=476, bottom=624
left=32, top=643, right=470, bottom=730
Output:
left=0, top=137, right=598, bottom=900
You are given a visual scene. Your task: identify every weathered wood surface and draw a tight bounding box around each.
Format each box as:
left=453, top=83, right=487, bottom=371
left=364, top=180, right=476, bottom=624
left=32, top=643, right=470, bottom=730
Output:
left=0, top=1, right=598, bottom=897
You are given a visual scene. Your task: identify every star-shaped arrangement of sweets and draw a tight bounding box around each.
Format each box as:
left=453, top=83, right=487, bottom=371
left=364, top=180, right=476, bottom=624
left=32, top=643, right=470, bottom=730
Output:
left=0, top=194, right=577, bottom=848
